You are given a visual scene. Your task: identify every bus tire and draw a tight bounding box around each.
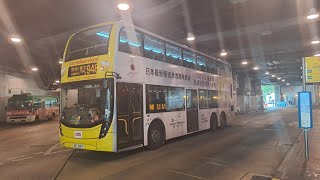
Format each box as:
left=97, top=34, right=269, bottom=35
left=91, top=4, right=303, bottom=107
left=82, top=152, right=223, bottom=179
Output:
left=147, top=120, right=165, bottom=150
left=210, top=113, right=218, bottom=131
left=35, top=115, right=40, bottom=122
left=220, top=112, right=227, bottom=129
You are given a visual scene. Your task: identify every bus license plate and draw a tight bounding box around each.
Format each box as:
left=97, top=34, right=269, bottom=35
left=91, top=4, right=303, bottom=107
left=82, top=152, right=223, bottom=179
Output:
left=73, top=144, right=84, bottom=149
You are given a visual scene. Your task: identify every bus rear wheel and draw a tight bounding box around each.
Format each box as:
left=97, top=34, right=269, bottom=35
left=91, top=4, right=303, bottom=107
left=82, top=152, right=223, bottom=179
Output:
left=210, top=114, right=218, bottom=131
left=148, top=121, right=165, bottom=150
left=220, top=113, right=227, bottom=129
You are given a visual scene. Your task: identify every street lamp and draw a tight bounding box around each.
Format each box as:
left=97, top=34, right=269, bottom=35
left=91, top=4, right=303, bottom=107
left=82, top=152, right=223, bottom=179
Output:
left=55, top=80, right=60, bottom=83
left=10, top=36, right=22, bottom=43
left=220, top=49, right=227, bottom=57
left=117, top=1, right=130, bottom=11
left=253, top=66, right=259, bottom=70
left=311, top=40, right=320, bottom=44
left=242, top=61, right=248, bottom=65
left=187, top=33, right=195, bottom=41
left=31, top=67, right=38, bottom=72
left=306, top=8, right=319, bottom=20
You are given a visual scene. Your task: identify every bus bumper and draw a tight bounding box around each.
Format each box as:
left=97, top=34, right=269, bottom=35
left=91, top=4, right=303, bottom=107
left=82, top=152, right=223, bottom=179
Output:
left=59, top=124, right=116, bottom=152
left=6, top=116, right=36, bottom=123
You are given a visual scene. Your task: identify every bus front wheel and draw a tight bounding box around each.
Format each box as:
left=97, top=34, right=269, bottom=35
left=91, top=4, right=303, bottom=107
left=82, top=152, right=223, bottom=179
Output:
left=148, top=120, right=165, bottom=150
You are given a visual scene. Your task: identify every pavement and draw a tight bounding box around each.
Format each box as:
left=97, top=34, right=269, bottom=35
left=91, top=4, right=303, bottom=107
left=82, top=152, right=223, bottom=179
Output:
left=0, top=109, right=302, bottom=180
left=273, top=108, right=320, bottom=180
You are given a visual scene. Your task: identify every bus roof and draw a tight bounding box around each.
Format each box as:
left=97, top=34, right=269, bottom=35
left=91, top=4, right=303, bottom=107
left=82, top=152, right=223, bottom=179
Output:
left=69, top=21, right=231, bottom=67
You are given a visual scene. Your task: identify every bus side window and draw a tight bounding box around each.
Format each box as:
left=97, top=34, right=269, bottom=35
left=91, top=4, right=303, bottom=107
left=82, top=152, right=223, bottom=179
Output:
left=143, top=35, right=165, bottom=62
left=207, top=59, right=217, bottom=74
left=118, top=27, right=143, bottom=56
left=146, top=85, right=166, bottom=113
left=199, top=90, right=209, bottom=109
left=197, top=55, right=207, bottom=72
left=208, top=90, right=219, bottom=108
left=182, top=50, right=196, bottom=69
left=165, top=43, right=182, bottom=66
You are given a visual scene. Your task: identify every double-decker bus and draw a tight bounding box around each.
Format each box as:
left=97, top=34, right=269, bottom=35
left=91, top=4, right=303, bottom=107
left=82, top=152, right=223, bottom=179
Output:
left=6, top=93, right=59, bottom=123
left=60, top=21, right=234, bottom=152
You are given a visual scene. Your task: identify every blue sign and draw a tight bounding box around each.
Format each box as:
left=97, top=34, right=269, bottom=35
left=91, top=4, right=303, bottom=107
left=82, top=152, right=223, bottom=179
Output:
left=298, top=92, right=313, bottom=129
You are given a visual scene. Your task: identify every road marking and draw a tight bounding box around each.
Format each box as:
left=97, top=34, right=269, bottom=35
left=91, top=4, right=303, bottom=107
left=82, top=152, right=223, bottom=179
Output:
left=33, top=152, right=44, bottom=155
left=47, top=149, right=73, bottom=155
left=243, top=121, right=248, bottom=124
left=168, top=170, right=208, bottom=180
left=8, top=155, right=26, bottom=161
left=11, top=157, right=33, bottom=162
left=208, top=161, right=225, bottom=167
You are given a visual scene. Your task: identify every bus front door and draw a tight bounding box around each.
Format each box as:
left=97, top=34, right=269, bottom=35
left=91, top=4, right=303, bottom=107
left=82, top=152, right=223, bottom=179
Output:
left=116, top=83, right=144, bottom=150
left=186, top=89, right=199, bottom=133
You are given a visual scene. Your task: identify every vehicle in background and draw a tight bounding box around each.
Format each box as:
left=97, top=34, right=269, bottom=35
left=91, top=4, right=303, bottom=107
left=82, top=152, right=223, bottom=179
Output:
left=5, top=93, right=59, bottom=123
left=60, top=21, right=234, bottom=152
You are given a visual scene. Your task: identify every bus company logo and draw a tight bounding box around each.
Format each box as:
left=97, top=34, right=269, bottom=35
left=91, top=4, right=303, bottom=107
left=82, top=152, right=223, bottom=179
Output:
left=74, top=131, right=83, bottom=138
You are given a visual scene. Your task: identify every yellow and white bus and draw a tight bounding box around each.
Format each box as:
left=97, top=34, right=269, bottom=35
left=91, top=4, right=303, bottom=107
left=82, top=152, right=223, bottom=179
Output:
left=60, top=21, right=234, bottom=152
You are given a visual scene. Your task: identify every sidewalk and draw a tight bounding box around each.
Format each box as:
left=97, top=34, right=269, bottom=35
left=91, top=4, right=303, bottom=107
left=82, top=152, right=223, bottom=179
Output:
left=274, top=109, right=320, bottom=180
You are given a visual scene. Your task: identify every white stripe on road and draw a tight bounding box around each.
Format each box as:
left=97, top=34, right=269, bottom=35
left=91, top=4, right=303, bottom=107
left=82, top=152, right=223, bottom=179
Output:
left=33, top=152, right=44, bottom=155
left=11, top=157, right=33, bottom=162
left=7, top=155, right=26, bottom=161
left=208, top=161, right=225, bottom=167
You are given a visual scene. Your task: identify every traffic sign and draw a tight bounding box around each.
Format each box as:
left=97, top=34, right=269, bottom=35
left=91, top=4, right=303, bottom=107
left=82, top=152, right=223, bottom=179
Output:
left=305, top=56, right=320, bottom=83
left=298, top=92, right=313, bottom=129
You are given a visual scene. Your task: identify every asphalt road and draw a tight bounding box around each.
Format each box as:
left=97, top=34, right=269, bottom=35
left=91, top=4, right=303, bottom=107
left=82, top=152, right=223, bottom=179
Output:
left=0, top=108, right=301, bottom=180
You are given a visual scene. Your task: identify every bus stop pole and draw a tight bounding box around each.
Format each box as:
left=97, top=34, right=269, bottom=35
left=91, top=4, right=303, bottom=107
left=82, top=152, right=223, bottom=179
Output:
left=302, top=57, right=309, bottom=160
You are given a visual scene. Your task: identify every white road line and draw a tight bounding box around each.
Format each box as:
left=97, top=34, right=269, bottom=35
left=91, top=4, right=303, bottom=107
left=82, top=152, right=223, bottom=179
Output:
left=33, top=152, right=44, bottom=155
left=47, top=149, right=73, bottom=155
left=208, top=161, right=225, bottom=167
left=11, top=157, right=33, bottom=162
left=44, top=143, right=60, bottom=155
left=7, top=155, right=26, bottom=161
left=168, top=170, right=208, bottom=180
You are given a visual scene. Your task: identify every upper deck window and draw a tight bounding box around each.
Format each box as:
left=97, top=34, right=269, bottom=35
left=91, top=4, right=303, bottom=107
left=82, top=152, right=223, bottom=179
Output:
left=165, top=43, right=182, bottom=65
left=65, top=25, right=112, bottom=62
left=197, top=55, right=207, bottom=72
left=183, top=50, right=196, bottom=69
left=143, top=35, right=165, bottom=62
left=118, top=27, right=143, bottom=56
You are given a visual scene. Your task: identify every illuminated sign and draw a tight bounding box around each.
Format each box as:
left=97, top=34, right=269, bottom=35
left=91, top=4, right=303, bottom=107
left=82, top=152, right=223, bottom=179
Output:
left=305, top=56, right=320, bottom=83
left=298, top=92, right=313, bottom=129
left=68, top=63, right=98, bottom=77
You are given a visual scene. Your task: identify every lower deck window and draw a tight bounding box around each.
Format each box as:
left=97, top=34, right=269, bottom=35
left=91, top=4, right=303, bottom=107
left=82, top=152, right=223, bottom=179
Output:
left=146, top=85, right=185, bottom=113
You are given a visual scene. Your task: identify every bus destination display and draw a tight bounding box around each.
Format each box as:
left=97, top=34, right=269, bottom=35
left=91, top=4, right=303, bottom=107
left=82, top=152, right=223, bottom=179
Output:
left=68, top=63, right=98, bottom=77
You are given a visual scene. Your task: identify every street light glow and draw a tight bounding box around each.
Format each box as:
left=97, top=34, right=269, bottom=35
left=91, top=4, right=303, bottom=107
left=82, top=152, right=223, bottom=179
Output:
left=242, top=61, right=248, bottom=65
left=220, top=49, right=227, bottom=57
left=187, top=33, right=195, bottom=41
left=117, top=3, right=130, bottom=11
left=265, top=72, right=270, bottom=75
left=272, top=74, right=276, bottom=77
left=253, top=66, right=259, bottom=70
left=10, top=37, right=22, bottom=43
left=55, top=80, right=60, bottom=83
left=307, top=8, right=319, bottom=20
left=311, top=40, right=320, bottom=44
left=31, top=67, right=38, bottom=71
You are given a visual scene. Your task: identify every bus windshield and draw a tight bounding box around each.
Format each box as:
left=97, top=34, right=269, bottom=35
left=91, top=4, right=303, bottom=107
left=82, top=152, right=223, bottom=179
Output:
left=65, top=24, right=113, bottom=62
left=61, top=79, right=113, bottom=128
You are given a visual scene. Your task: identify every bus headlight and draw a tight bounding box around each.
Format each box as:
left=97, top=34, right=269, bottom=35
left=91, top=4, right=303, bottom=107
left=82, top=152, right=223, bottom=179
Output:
left=99, top=120, right=111, bottom=139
